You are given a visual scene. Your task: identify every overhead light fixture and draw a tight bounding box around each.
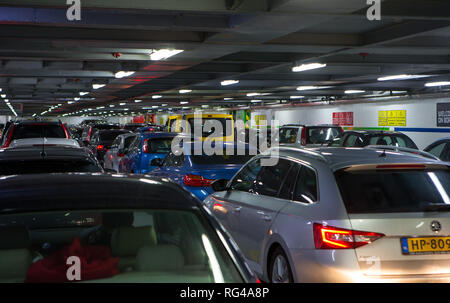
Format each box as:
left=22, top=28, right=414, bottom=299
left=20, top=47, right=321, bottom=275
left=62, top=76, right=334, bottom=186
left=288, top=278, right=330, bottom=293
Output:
left=290, top=96, right=304, bottom=99
left=224, top=97, right=233, bottom=100
left=345, top=90, right=366, bottom=94
left=152, top=105, right=158, bottom=109
left=114, top=71, right=135, bottom=79
left=292, top=63, right=326, bottom=72
left=152, top=95, right=162, bottom=99
left=161, top=104, right=168, bottom=106
left=149, top=49, right=184, bottom=61
left=297, top=86, right=328, bottom=91
left=92, top=84, right=106, bottom=89
left=134, top=100, right=142, bottom=103
left=179, top=89, right=192, bottom=94
left=425, top=81, right=450, bottom=87
left=0, top=94, right=5, bottom=98
left=74, top=97, right=80, bottom=101
left=251, top=99, right=262, bottom=103
left=109, top=105, right=115, bottom=108
left=221, top=80, right=239, bottom=86
left=180, top=101, right=189, bottom=105
left=119, top=103, right=126, bottom=106
left=68, top=101, right=74, bottom=104
left=80, top=92, right=89, bottom=96
left=246, top=92, right=260, bottom=97
left=377, top=74, right=429, bottom=81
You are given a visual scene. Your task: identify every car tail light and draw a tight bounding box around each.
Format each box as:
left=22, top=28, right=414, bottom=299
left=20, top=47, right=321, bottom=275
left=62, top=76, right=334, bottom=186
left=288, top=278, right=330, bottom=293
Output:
left=2, top=124, right=14, bottom=148
left=300, top=127, right=307, bottom=146
left=97, top=145, right=104, bottom=150
left=376, top=164, right=425, bottom=169
left=62, top=124, right=71, bottom=139
left=117, top=152, right=125, bottom=157
left=143, top=139, right=149, bottom=153
left=184, top=174, right=215, bottom=187
left=313, top=223, right=384, bottom=249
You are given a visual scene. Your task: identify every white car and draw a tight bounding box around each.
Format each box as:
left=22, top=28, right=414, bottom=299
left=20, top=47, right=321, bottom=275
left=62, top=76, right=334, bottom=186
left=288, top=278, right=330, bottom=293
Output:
left=205, top=146, right=450, bottom=282
left=9, top=137, right=80, bottom=148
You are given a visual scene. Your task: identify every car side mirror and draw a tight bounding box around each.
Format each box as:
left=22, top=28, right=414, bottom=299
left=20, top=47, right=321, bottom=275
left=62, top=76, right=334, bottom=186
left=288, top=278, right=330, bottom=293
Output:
left=150, top=158, right=163, bottom=167
left=211, top=179, right=229, bottom=192
left=104, top=168, right=116, bottom=174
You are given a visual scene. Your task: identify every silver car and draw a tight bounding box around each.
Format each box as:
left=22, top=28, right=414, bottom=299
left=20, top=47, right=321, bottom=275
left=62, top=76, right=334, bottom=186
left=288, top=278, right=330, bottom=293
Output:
left=103, top=132, right=137, bottom=172
left=204, top=146, right=450, bottom=282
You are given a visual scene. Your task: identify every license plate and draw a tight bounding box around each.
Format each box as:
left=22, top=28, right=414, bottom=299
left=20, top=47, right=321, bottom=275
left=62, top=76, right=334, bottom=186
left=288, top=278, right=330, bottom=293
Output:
left=401, top=237, right=450, bottom=255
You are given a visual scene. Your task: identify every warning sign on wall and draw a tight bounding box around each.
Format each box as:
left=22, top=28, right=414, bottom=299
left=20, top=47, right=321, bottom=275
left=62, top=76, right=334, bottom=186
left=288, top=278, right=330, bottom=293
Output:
left=332, top=112, right=353, bottom=126
left=378, top=110, right=406, bottom=126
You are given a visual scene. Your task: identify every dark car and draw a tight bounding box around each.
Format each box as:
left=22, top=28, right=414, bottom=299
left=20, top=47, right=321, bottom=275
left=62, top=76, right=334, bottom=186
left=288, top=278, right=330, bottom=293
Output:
left=0, top=174, right=256, bottom=283
left=123, top=123, right=146, bottom=132
left=81, top=123, right=121, bottom=146
left=276, top=124, right=344, bottom=147
left=1, top=120, right=70, bottom=148
left=87, top=129, right=132, bottom=165
left=424, top=138, right=450, bottom=162
left=0, top=145, right=103, bottom=175
left=329, top=130, right=418, bottom=149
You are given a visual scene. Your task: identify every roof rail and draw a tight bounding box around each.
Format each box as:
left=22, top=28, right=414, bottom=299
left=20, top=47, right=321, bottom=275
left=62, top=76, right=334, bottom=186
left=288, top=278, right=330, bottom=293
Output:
left=271, top=146, right=328, bottom=163
left=366, top=145, right=440, bottom=161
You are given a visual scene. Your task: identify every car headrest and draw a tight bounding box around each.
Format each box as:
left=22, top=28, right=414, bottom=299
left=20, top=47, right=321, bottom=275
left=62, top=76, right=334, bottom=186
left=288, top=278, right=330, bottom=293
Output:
left=136, top=245, right=184, bottom=271
left=102, top=212, right=134, bottom=229
left=0, top=226, right=29, bottom=249
left=111, top=226, right=157, bottom=256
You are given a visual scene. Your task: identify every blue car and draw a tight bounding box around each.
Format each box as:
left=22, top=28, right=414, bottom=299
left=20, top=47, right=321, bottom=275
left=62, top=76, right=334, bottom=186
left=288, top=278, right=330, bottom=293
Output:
left=149, top=141, right=257, bottom=200
left=118, top=132, right=178, bottom=174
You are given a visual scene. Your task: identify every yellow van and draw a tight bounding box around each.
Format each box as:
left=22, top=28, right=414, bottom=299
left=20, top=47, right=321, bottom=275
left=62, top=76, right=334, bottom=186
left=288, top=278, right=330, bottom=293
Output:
left=166, top=115, right=182, bottom=132
left=183, top=113, right=235, bottom=142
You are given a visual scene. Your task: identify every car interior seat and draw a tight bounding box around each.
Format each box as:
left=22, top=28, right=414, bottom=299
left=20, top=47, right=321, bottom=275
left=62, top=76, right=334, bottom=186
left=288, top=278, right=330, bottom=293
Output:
left=0, top=226, right=32, bottom=282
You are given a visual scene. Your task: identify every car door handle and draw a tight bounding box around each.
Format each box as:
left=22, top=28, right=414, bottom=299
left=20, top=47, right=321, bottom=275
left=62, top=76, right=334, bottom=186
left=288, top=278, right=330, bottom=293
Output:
left=257, top=211, right=272, bottom=221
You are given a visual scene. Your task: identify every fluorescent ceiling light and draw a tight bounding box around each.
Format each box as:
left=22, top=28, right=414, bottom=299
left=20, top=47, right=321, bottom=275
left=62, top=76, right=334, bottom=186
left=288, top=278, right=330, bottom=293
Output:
left=425, top=81, right=450, bottom=87
left=290, top=96, right=304, bottom=99
left=251, top=99, right=262, bottom=103
left=182, top=106, right=190, bottom=109
left=115, top=71, right=135, bottom=79
left=92, top=84, right=105, bottom=89
left=161, top=104, right=168, bottom=106
left=109, top=105, right=115, bottom=108
left=179, top=89, right=192, bottom=94
left=246, top=92, right=260, bottom=97
left=292, top=63, right=326, bottom=72
left=180, top=101, right=189, bottom=105
left=0, top=94, right=5, bottom=98
left=152, top=95, right=162, bottom=99
left=134, top=100, right=142, bottom=103
left=297, top=86, right=328, bottom=91
left=345, top=90, right=366, bottom=94
left=152, top=106, right=158, bottom=108
left=79, top=92, right=89, bottom=96
left=224, top=98, right=233, bottom=100
left=119, top=103, right=126, bottom=106
left=377, top=74, right=429, bottom=81
left=221, top=80, right=239, bottom=86
left=74, top=97, right=80, bottom=101
left=149, top=49, right=184, bottom=61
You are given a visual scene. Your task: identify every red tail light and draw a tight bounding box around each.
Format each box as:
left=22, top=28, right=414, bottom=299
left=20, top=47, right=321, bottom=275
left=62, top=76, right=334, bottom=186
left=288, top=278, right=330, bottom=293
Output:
left=313, top=223, right=384, bottom=249
left=62, top=124, right=71, bottom=139
left=2, top=124, right=15, bottom=148
left=300, top=127, right=307, bottom=146
left=184, top=174, right=215, bottom=187
left=97, top=145, right=104, bottom=150
left=117, top=152, right=125, bottom=157
left=143, top=139, right=149, bottom=153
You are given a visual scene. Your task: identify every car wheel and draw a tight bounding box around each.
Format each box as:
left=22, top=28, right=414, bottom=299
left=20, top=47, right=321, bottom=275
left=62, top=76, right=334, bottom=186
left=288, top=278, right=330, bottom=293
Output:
left=269, top=247, right=293, bottom=283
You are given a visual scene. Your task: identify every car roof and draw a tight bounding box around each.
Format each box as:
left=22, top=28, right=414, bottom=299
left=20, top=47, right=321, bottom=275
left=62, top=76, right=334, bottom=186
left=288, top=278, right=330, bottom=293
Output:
left=344, top=130, right=402, bottom=135
left=273, top=146, right=446, bottom=171
left=0, top=145, right=95, bottom=161
left=0, top=174, right=200, bottom=214
left=13, top=120, right=61, bottom=125
left=141, top=132, right=179, bottom=138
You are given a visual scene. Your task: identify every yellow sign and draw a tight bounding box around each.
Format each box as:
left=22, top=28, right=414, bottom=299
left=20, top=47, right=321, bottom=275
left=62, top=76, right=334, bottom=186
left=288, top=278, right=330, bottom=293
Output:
left=378, top=110, right=406, bottom=126
left=255, top=115, right=267, bottom=128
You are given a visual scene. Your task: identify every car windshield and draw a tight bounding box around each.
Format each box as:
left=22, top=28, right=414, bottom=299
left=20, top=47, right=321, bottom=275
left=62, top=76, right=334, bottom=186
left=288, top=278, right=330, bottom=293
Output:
left=335, top=168, right=450, bottom=213
left=187, top=118, right=233, bottom=137
left=11, top=124, right=66, bottom=140
left=368, top=135, right=417, bottom=149
left=0, top=209, right=243, bottom=283
left=307, top=127, right=342, bottom=144
left=147, top=138, right=173, bottom=153
left=0, top=159, right=102, bottom=175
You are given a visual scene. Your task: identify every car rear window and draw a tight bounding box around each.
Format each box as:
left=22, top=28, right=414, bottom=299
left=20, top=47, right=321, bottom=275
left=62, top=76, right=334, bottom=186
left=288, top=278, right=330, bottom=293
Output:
left=99, top=131, right=128, bottom=141
left=147, top=138, right=173, bottom=153
left=307, top=127, right=342, bottom=144
left=278, top=128, right=298, bottom=144
left=335, top=168, right=450, bottom=213
left=0, top=209, right=243, bottom=283
left=11, top=124, right=66, bottom=140
left=0, top=160, right=102, bottom=175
